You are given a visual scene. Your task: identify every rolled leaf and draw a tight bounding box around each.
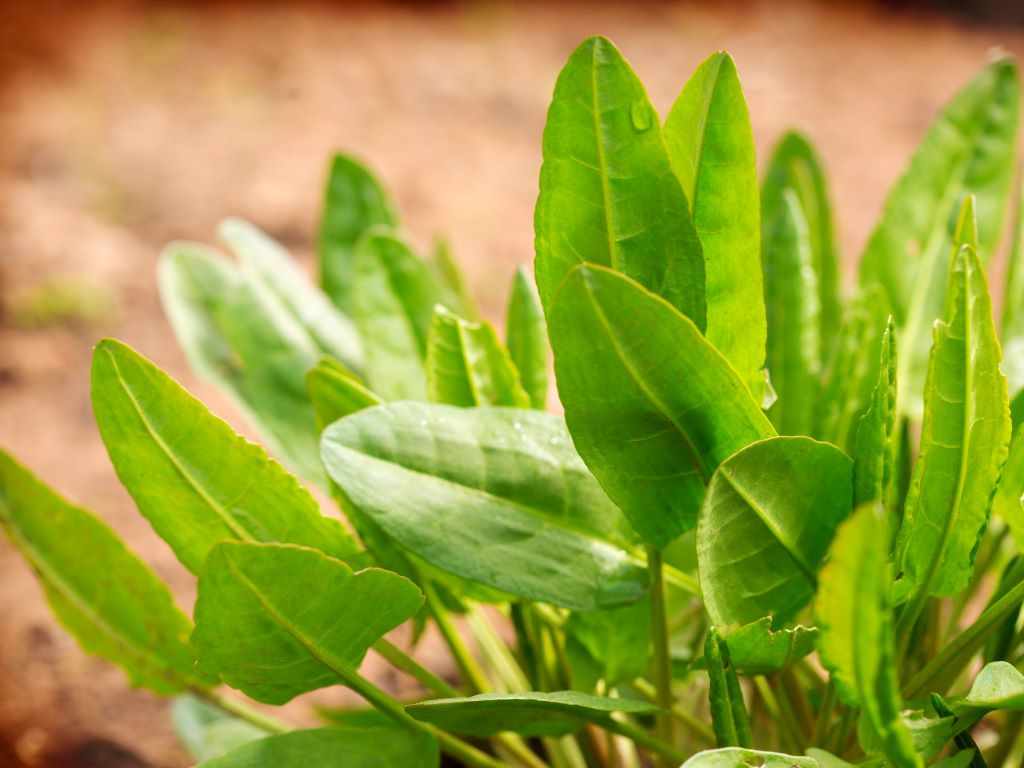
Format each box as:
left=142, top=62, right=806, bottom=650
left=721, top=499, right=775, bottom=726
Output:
left=705, top=629, right=752, bottom=748
left=665, top=51, right=766, bottom=400
left=505, top=266, right=549, bottom=409
left=550, top=264, right=774, bottom=549
left=534, top=35, right=705, bottom=329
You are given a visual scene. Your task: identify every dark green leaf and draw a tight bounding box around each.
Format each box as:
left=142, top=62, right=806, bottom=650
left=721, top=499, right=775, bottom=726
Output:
left=698, top=436, right=852, bottom=626
left=405, top=691, right=657, bottom=738
left=679, top=749, right=819, bottom=768
left=505, top=266, right=549, bottom=409
left=321, top=402, right=646, bottom=610
left=550, top=264, right=774, bottom=549
left=853, top=318, right=898, bottom=510
left=0, top=449, right=206, bottom=694
left=665, top=51, right=765, bottom=400
left=534, top=36, right=705, bottom=329
left=564, top=598, right=650, bottom=688
left=716, top=617, right=817, bottom=675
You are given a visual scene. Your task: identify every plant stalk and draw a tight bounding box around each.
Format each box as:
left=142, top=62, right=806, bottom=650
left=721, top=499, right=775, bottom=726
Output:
left=194, top=688, right=291, bottom=734
left=373, top=638, right=461, bottom=698
left=601, top=716, right=686, bottom=765
left=631, top=678, right=714, bottom=745
left=646, top=546, right=675, bottom=765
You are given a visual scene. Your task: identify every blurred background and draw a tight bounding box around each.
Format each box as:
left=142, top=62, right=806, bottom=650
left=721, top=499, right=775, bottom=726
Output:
left=1, top=1, right=1023, bottom=765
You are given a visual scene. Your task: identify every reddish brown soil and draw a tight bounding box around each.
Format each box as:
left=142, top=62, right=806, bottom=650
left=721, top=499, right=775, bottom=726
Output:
left=1, top=2, right=1022, bottom=766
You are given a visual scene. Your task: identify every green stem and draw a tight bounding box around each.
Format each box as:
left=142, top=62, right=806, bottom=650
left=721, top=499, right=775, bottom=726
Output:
left=423, top=582, right=492, bottom=694
left=811, top=681, right=837, bottom=748
left=194, top=688, right=291, bottom=734
left=466, top=606, right=531, bottom=691
left=601, top=716, right=686, bottom=765
left=662, top=563, right=701, bottom=597
left=373, top=638, right=460, bottom=698
left=632, top=679, right=714, bottom=745
left=647, top=547, right=674, bottom=764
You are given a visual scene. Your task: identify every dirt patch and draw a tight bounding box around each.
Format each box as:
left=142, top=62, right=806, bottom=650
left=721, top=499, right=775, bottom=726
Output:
left=0, top=1, right=1022, bottom=765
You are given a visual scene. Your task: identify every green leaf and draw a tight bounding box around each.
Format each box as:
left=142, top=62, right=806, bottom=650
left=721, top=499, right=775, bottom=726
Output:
left=894, top=244, right=1011, bottom=603
left=92, top=340, right=360, bottom=575
left=192, top=542, right=423, bottom=704
left=994, top=424, right=1024, bottom=550
left=306, top=357, right=382, bottom=433
left=219, top=218, right=363, bottom=371
left=716, top=617, right=818, bottom=676
left=698, top=436, right=852, bottom=626
left=430, top=238, right=479, bottom=321
left=549, top=264, right=774, bottom=549
left=859, top=59, right=1019, bottom=418
left=762, top=130, right=841, bottom=343
left=425, top=306, right=531, bottom=408
left=505, top=266, right=549, bottom=409
left=318, top=153, right=399, bottom=314
left=158, top=243, right=323, bottom=482
left=705, top=629, right=752, bottom=748
left=171, top=696, right=267, bottom=762
left=762, top=187, right=821, bottom=435
left=815, top=505, right=921, bottom=768
left=679, top=749, right=820, bottom=768
left=534, top=35, right=705, bottom=329
left=405, top=691, right=657, bottom=738
left=321, top=402, right=647, bottom=610
left=564, top=598, right=650, bottom=688
left=0, top=449, right=206, bottom=694
left=665, top=51, right=765, bottom=400
left=352, top=230, right=441, bottom=401
left=956, top=661, right=1024, bottom=712
left=198, top=727, right=438, bottom=768
left=853, top=318, right=899, bottom=510
left=1003, top=175, right=1024, bottom=401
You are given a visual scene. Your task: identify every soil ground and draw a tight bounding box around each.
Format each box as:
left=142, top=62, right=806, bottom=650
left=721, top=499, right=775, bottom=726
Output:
left=1, top=1, right=1023, bottom=766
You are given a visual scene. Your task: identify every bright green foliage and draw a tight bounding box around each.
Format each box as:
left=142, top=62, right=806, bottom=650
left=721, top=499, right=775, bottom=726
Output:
left=816, top=505, right=921, bottom=768
left=318, top=153, right=399, bottom=313
left=1003, top=176, right=1024, bottom=401
left=680, top=749, right=819, bottom=768
left=505, top=266, right=549, bottom=409
left=717, top=617, right=817, bottom=675
left=859, top=59, right=1019, bottom=418
left=853, top=318, right=898, bottom=510
left=406, top=692, right=657, bottom=738
left=894, top=244, right=1011, bottom=603
left=430, top=238, right=479, bottom=321
left=199, top=727, right=438, bottom=768
left=0, top=450, right=206, bottom=694
left=664, top=51, right=766, bottom=401
left=321, top=402, right=646, bottom=610
left=534, top=36, right=705, bottom=329
left=697, top=436, right=852, bottom=626
left=425, top=306, right=531, bottom=408
left=704, top=629, right=751, bottom=748
left=192, top=542, right=423, bottom=704
left=550, top=264, right=774, bottom=549
left=305, top=357, right=382, bottom=432
left=92, top=340, right=360, bottom=574
left=993, top=423, right=1024, bottom=550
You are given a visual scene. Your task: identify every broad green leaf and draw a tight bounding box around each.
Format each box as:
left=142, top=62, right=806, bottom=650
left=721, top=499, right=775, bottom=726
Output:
left=705, top=629, right=751, bottom=748
left=171, top=696, right=266, bottom=762
left=762, top=188, right=821, bottom=435
left=505, top=266, right=549, bottom=409
left=1003, top=175, right=1024, bottom=400
left=550, top=264, right=774, bottom=548
left=0, top=449, right=206, bottom=694
left=717, top=617, right=817, bottom=675
left=192, top=542, right=423, bottom=704
left=198, top=727, right=438, bottom=768
left=665, top=51, right=765, bottom=400
left=425, top=306, right=531, bottom=408
left=158, top=243, right=323, bottom=482
left=430, top=238, right=479, bottom=321
left=859, top=59, right=1019, bottom=418
left=92, top=340, right=360, bottom=575
left=564, top=598, right=650, bottom=688
left=853, top=318, right=898, bottom=509
left=352, top=230, right=441, bottom=401
left=956, top=661, right=1024, bottom=712
left=405, top=691, right=657, bottom=738
left=994, top=424, right=1024, bottom=550
left=318, top=153, right=399, bottom=314
left=895, top=244, right=1011, bottom=602
left=762, top=131, right=841, bottom=342
left=680, top=749, right=819, bottom=768
left=321, top=402, right=646, bottom=610
left=815, top=505, right=920, bottom=768
left=219, top=217, right=363, bottom=371
left=534, top=35, right=705, bottom=329
left=698, top=436, right=852, bottom=626
left=306, top=357, right=382, bottom=432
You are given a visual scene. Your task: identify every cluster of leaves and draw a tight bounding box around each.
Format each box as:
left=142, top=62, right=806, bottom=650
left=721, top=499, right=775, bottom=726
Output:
left=4, top=35, right=1024, bottom=768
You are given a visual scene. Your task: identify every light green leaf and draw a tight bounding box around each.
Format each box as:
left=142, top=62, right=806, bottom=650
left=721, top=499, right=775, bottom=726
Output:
left=425, top=306, right=531, bottom=408
left=762, top=131, right=841, bottom=342
left=705, top=629, right=751, bottom=748
left=219, top=217, right=363, bottom=371
left=853, top=318, right=898, bottom=509
left=321, top=402, right=646, bottom=610
left=534, top=36, right=705, bottom=328
left=665, top=51, right=765, bottom=400
left=158, top=243, right=323, bottom=482
left=430, top=238, right=479, bottom=321
left=895, top=244, right=1011, bottom=603
left=698, top=436, right=852, bottom=626
left=717, top=617, right=818, bottom=676
left=957, top=661, right=1024, bottom=712
left=564, top=598, right=650, bottom=688
left=505, top=266, right=549, bottom=409
left=1003, top=175, right=1024, bottom=400
left=352, top=230, right=441, bottom=401
left=92, top=340, right=360, bottom=575
left=0, top=449, right=206, bottom=694
left=198, top=727, right=438, bottom=768
left=306, top=357, right=382, bottom=433
left=318, top=153, right=399, bottom=314
left=762, top=187, right=821, bottom=435
left=993, top=423, right=1024, bottom=550
left=171, top=696, right=267, bottom=762
left=680, top=748, right=819, bottom=768
left=859, top=59, right=1019, bottom=418
left=405, top=691, right=657, bottom=738
left=815, top=505, right=921, bottom=768
left=192, top=542, right=423, bottom=704
left=550, top=264, right=774, bottom=549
